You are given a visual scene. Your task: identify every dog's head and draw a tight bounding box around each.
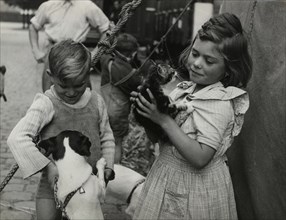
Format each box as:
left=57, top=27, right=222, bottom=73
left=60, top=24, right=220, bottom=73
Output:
left=38, top=130, right=91, bottom=161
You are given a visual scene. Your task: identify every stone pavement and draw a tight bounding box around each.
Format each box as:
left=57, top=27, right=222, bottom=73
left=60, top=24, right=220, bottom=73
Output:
left=0, top=22, right=130, bottom=220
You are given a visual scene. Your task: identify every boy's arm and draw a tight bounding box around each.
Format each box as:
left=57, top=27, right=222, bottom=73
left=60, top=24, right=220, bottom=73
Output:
left=96, top=94, right=115, bottom=170
left=7, top=93, right=54, bottom=179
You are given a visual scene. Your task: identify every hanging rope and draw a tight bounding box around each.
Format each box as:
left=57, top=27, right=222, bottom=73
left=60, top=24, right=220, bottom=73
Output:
left=137, top=0, right=195, bottom=72
left=0, top=138, right=47, bottom=192
left=0, top=164, right=19, bottom=192
left=91, top=0, right=142, bottom=66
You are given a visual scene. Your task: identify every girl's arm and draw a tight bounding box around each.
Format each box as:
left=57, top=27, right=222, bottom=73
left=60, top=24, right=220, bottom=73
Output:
left=7, top=94, right=54, bottom=178
left=133, top=89, right=215, bottom=169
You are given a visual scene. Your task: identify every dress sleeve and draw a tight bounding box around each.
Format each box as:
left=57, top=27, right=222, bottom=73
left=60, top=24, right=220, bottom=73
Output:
left=86, top=1, right=110, bottom=33
left=30, top=2, right=49, bottom=30
left=231, top=93, right=249, bottom=136
left=7, top=93, right=54, bottom=179
left=96, top=93, right=115, bottom=169
left=192, top=99, right=234, bottom=150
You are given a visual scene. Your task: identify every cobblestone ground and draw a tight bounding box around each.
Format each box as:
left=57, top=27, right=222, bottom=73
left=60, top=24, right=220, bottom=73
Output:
left=0, top=22, right=130, bottom=220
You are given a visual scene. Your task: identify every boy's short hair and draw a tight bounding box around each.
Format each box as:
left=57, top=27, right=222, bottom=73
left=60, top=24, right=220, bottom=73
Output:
left=115, top=33, right=138, bottom=57
left=48, top=39, right=91, bottom=82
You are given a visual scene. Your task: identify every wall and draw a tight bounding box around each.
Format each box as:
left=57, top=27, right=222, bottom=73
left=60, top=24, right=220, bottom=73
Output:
left=217, top=0, right=286, bottom=219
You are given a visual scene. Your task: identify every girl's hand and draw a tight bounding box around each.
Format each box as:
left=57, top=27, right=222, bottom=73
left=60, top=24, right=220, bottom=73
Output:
left=134, top=88, right=169, bottom=125
left=130, top=85, right=143, bottom=103
left=130, top=90, right=139, bottom=103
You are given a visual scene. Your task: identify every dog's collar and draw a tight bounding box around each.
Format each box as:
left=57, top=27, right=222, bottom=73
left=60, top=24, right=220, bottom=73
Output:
left=53, top=174, right=93, bottom=219
left=126, top=178, right=145, bottom=204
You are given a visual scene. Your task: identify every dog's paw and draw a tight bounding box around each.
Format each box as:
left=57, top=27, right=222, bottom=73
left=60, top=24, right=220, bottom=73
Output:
left=96, top=158, right=107, bottom=188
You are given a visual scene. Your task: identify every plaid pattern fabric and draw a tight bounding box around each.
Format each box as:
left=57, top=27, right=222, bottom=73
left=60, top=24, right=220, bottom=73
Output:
left=133, top=146, right=238, bottom=220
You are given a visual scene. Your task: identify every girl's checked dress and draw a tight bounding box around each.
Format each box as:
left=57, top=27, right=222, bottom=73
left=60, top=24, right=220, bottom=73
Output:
left=133, top=81, right=249, bottom=220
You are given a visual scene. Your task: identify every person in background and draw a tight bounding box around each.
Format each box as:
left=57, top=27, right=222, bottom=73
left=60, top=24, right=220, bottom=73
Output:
left=131, top=13, right=252, bottom=219
left=109, top=0, right=121, bottom=24
left=100, top=33, right=143, bottom=163
left=29, top=0, right=110, bottom=92
left=7, top=39, right=115, bottom=220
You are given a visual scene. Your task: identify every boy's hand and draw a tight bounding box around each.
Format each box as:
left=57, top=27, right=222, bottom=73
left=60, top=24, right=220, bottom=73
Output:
left=104, top=168, right=115, bottom=186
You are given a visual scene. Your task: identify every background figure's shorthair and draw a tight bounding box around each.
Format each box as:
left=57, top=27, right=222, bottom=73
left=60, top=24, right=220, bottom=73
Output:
left=180, top=13, right=252, bottom=88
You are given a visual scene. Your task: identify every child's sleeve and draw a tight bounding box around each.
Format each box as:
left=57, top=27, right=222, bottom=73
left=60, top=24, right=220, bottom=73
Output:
left=192, top=99, right=234, bottom=150
left=30, top=2, right=49, bottom=30
left=7, top=93, right=54, bottom=179
left=96, top=94, right=115, bottom=169
left=86, top=1, right=110, bottom=34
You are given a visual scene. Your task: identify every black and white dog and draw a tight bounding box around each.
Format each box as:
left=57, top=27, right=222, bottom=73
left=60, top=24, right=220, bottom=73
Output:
left=39, top=130, right=106, bottom=220
left=39, top=130, right=147, bottom=219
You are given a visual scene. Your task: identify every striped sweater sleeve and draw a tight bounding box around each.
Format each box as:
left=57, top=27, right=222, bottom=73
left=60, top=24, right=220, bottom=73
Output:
left=7, top=93, right=54, bottom=179
left=96, top=93, right=115, bottom=169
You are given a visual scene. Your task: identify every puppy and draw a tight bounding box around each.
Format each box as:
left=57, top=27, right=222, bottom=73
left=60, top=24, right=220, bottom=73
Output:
left=133, top=63, right=178, bottom=142
left=105, top=164, right=145, bottom=218
left=38, top=130, right=106, bottom=220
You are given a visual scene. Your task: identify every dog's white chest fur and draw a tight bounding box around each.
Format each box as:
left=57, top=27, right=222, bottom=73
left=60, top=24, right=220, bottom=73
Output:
left=64, top=175, right=104, bottom=219
left=54, top=137, right=105, bottom=220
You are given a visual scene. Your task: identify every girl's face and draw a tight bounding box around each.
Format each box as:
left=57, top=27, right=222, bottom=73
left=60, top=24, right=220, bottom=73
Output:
left=186, top=38, right=226, bottom=86
left=51, top=72, right=89, bottom=105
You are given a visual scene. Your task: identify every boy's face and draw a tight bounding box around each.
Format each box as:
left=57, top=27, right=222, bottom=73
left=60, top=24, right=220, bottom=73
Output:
left=51, top=72, right=89, bottom=105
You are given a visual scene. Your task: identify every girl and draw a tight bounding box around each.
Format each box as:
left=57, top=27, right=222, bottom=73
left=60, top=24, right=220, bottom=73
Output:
left=131, top=13, right=252, bottom=219
left=7, top=39, right=115, bottom=220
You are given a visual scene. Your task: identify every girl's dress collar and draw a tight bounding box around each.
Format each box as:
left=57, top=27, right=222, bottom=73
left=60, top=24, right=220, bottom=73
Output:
left=174, top=81, right=247, bottom=101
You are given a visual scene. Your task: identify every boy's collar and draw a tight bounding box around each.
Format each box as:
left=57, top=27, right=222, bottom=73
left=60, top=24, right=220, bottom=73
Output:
left=50, top=86, right=91, bottom=108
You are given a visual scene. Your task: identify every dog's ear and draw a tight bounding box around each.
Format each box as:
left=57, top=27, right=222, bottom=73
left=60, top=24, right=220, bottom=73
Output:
left=80, top=136, right=91, bottom=157
left=68, top=131, right=91, bottom=157
left=38, top=137, right=56, bottom=157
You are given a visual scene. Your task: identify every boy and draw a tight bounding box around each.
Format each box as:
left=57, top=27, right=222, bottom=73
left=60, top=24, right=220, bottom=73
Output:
left=8, top=39, right=115, bottom=219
